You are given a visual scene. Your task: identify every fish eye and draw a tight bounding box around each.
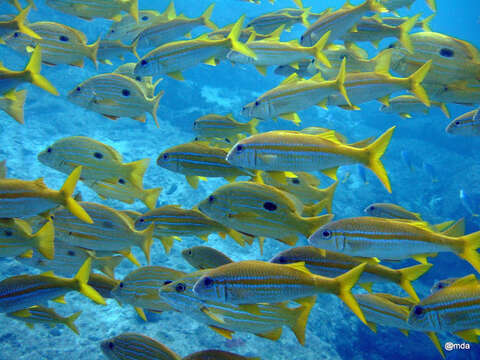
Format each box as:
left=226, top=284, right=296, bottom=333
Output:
left=13, top=32, right=19, bottom=38
left=439, top=48, right=454, bottom=58
left=300, top=35, right=304, bottom=41
left=455, top=121, right=460, bottom=125
left=254, top=101, right=260, bottom=106
left=4, top=230, right=12, bottom=237
left=110, top=30, right=115, bottom=34
left=141, top=59, right=148, bottom=66
left=225, top=138, right=231, bottom=143
left=59, top=35, right=69, bottom=42
left=208, top=195, right=215, bottom=203
left=135, top=76, right=141, bottom=81
left=163, top=280, right=172, bottom=285
left=162, top=154, right=169, bottom=160
left=75, top=86, right=81, bottom=92
left=263, top=201, right=277, bottom=211
left=119, top=282, right=124, bottom=288
left=94, top=152, right=103, bottom=159
left=121, top=89, right=130, bottom=97
left=108, top=341, right=114, bottom=350
left=370, top=206, right=375, bottom=210
left=388, top=43, right=395, bottom=49
left=437, top=283, right=444, bottom=289
left=67, top=250, right=75, bottom=256
left=193, top=121, right=197, bottom=127
left=277, top=255, right=287, bottom=264
left=202, top=277, right=214, bottom=288
left=175, top=283, right=186, bottom=292
left=142, top=15, right=149, bottom=21
left=322, top=229, right=332, bottom=238
left=118, top=178, right=125, bottom=184
left=138, top=218, right=145, bottom=223
left=47, top=147, right=52, bottom=153
left=291, top=178, right=300, bottom=184
left=235, top=144, right=244, bottom=153
left=413, top=305, right=425, bottom=318
left=242, top=106, right=246, bottom=110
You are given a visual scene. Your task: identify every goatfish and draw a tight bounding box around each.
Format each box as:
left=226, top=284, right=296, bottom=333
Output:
left=38, top=136, right=150, bottom=189
left=16, top=240, right=123, bottom=278
left=184, top=350, right=260, bottom=360
left=226, top=31, right=331, bottom=76
left=159, top=271, right=315, bottom=345
left=309, top=216, right=480, bottom=273
left=300, top=0, right=387, bottom=46
left=7, top=306, right=81, bottom=335
left=156, top=142, right=256, bottom=189
left=87, top=273, right=120, bottom=299
left=0, top=218, right=54, bottom=259
left=113, top=62, right=160, bottom=98
left=111, top=266, right=187, bottom=318
left=101, top=333, right=181, bottom=360
left=430, top=278, right=459, bottom=294
left=0, top=6, right=39, bottom=43
left=83, top=177, right=161, bottom=210
left=364, top=203, right=422, bottom=220
left=269, top=246, right=431, bottom=300
left=226, top=126, right=395, bottom=192
left=380, top=0, right=436, bottom=13
left=246, top=8, right=311, bottom=35
left=0, top=89, right=26, bottom=124
left=52, top=201, right=154, bottom=264
left=380, top=95, right=450, bottom=119
left=97, top=39, right=139, bottom=65
left=134, top=3, right=217, bottom=49
left=197, top=181, right=333, bottom=247
left=68, top=73, right=164, bottom=126
left=240, top=57, right=351, bottom=124
left=193, top=260, right=368, bottom=324
left=0, top=45, right=58, bottom=95
left=445, top=108, right=480, bottom=136
left=134, top=16, right=256, bottom=81
left=193, top=114, right=259, bottom=139
left=45, top=0, right=139, bottom=22
left=0, top=258, right=105, bottom=313
left=5, top=21, right=100, bottom=68
left=133, top=205, right=247, bottom=252
left=181, top=246, right=234, bottom=270
left=0, top=166, right=91, bottom=223
left=407, top=274, right=480, bottom=343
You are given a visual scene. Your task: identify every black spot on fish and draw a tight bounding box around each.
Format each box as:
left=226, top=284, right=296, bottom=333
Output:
left=67, top=250, right=75, bottom=256
left=263, top=201, right=277, bottom=211
left=175, top=283, right=186, bottom=292
left=225, top=138, right=231, bottom=143
left=439, top=48, right=454, bottom=58
left=118, top=178, right=125, bottom=184
left=235, top=144, right=244, bottom=153
left=163, top=280, right=172, bottom=285
left=135, top=76, right=141, bottom=81
left=122, top=89, right=130, bottom=97
left=202, top=277, right=214, bottom=288
left=413, top=305, right=424, bottom=317
left=75, top=86, right=81, bottom=92
left=455, top=121, right=460, bottom=125
left=142, top=15, right=149, bottom=21
left=291, top=178, right=300, bottom=184
left=94, top=152, right=103, bottom=159
left=102, top=221, right=114, bottom=229
left=138, top=218, right=145, bottom=223
left=13, top=32, right=19, bottom=38
left=208, top=195, right=215, bottom=203
left=140, top=59, right=148, bottom=66
left=47, top=147, right=52, bottom=153
left=369, top=206, right=375, bottom=211
left=276, top=255, right=287, bottom=264
left=119, top=282, right=124, bottom=288
left=59, top=35, right=69, bottom=42
left=108, top=342, right=114, bottom=350
left=254, top=101, right=260, bottom=106
left=387, top=43, right=396, bottom=49
left=4, top=230, right=12, bottom=237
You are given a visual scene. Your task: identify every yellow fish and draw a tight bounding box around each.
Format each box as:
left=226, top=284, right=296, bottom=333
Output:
left=184, top=350, right=260, bottom=360
left=193, top=113, right=259, bottom=139
left=101, top=334, right=181, bottom=360
left=380, top=0, right=436, bottom=13
left=445, top=108, right=480, bottom=136
left=0, top=6, right=39, bottom=43
left=181, top=246, right=233, bottom=270
left=97, top=39, right=139, bottom=65
left=364, top=203, right=422, bottom=220
left=380, top=94, right=450, bottom=119
left=45, top=0, right=139, bottom=22
left=113, top=62, right=161, bottom=98
left=0, top=88, right=26, bottom=124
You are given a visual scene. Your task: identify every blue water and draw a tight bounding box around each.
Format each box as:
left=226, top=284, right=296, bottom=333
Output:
left=1, top=0, right=480, bottom=359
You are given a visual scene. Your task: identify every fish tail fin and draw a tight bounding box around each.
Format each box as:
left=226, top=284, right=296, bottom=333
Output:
left=201, top=3, right=217, bottom=30
left=293, top=0, right=304, bottom=8
left=398, top=264, right=432, bottom=301
left=14, top=6, right=41, bottom=40
left=302, top=199, right=328, bottom=218
left=74, top=258, right=106, bottom=305
left=289, top=295, right=316, bottom=346
left=323, top=181, right=338, bottom=213
left=130, top=37, right=140, bottom=60
left=311, top=31, right=331, bottom=68
left=65, top=311, right=82, bottom=335
left=138, top=224, right=154, bottom=264
left=150, top=90, right=164, bottom=128
left=424, top=332, right=445, bottom=359
left=11, top=0, right=22, bottom=11
left=458, top=231, right=480, bottom=272
left=27, top=0, right=37, bottom=10
left=438, top=102, right=450, bottom=118
left=407, top=60, right=432, bottom=107
left=33, top=220, right=55, bottom=260
left=367, top=0, right=387, bottom=12
left=334, top=263, right=367, bottom=324
left=304, top=214, right=334, bottom=238
left=421, top=14, right=435, bottom=32
left=398, top=14, right=420, bottom=53
left=126, top=158, right=150, bottom=189
left=364, top=126, right=396, bottom=193
left=60, top=166, right=93, bottom=224
left=425, top=0, right=436, bottom=11
left=227, top=228, right=246, bottom=247
left=226, top=15, right=257, bottom=59
left=125, top=0, right=139, bottom=22
left=24, top=46, right=59, bottom=95
left=88, top=37, right=101, bottom=69
left=335, top=57, right=351, bottom=106
left=2, top=89, right=27, bottom=124
left=96, top=255, right=124, bottom=278
left=142, top=187, right=162, bottom=210
left=159, top=236, right=177, bottom=254
left=249, top=118, right=260, bottom=134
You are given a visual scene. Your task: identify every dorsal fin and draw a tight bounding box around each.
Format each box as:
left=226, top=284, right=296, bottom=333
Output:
left=450, top=274, right=478, bottom=287
left=374, top=49, right=393, bottom=74
left=280, top=73, right=299, bottom=85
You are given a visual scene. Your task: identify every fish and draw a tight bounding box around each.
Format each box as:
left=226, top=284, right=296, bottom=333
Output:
left=193, top=114, right=259, bottom=139
left=197, top=181, right=333, bottom=247
left=0, top=218, right=54, bottom=259
left=430, top=278, right=459, bottom=294
left=0, top=6, right=39, bottom=43
left=38, top=136, right=150, bottom=189
left=380, top=95, right=450, bottom=119
left=7, top=306, right=82, bottom=335
left=428, top=80, right=480, bottom=105
left=159, top=271, right=316, bottom=345
left=113, top=62, right=160, bottom=98
left=83, top=177, right=162, bottom=210
left=97, top=39, right=139, bottom=65
left=269, top=246, right=431, bottom=300
left=134, top=16, right=256, bottom=81
left=459, top=189, right=479, bottom=217
left=0, top=45, right=58, bottom=95
left=0, top=166, right=92, bottom=223
left=111, top=266, right=187, bottom=318
left=0, top=88, right=26, bottom=124
left=309, top=216, right=480, bottom=272
left=184, top=351, right=260, bottom=360
left=240, top=58, right=351, bottom=124
left=67, top=73, right=164, bottom=126
left=364, top=203, right=422, bottom=220
left=5, top=21, right=100, bottom=68
left=208, top=23, right=283, bottom=43
left=226, top=127, right=395, bottom=192
left=380, top=14, right=435, bottom=32
left=0, top=160, right=6, bottom=179
left=156, top=142, right=256, bottom=189
left=133, top=205, right=247, bottom=252
left=16, top=240, right=123, bottom=278
left=53, top=201, right=154, bottom=264
left=246, top=8, right=311, bottom=35
left=445, top=108, right=480, bottom=136
left=100, top=333, right=182, bottom=360
left=300, top=0, right=387, bottom=46
left=0, top=257, right=105, bottom=313
left=273, top=59, right=315, bottom=78
left=192, top=260, right=368, bottom=324
left=181, top=246, right=234, bottom=270
left=380, top=0, right=436, bottom=13
left=87, top=273, right=120, bottom=299
left=45, top=0, right=139, bottom=22
left=134, top=3, right=217, bottom=50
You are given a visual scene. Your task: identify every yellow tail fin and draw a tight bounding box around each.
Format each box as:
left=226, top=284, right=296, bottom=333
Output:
left=33, top=220, right=55, bottom=260
left=249, top=117, right=260, bottom=135
left=227, top=228, right=246, bottom=247
left=125, top=0, right=139, bottom=22
left=459, top=231, right=480, bottom=273
left=398, top=263, right=432, bottom=301
left=60, top=166, right=93, bottom=224
left=126, top=158, right=150, bottom=189
left=367, top=0, right=387, bottom=12
left=150, top=90, right=164, bottom=128
left=14, top=6, right=41, bottom=40
left=138, top=224, right=154, bottom=264
left=2, top=89, right=27, bottom=124
left=304, top=214, right=334, bottom=238
left=364, top=126, right=396, bottom=193
left=323, top=181, right=338, bottom=213
left=201, top=3, right=217, bottom=30
left=24, top=46, right=59, bottom=95
left=226, top=15, right=257, bottom=59
left=421, top=14, right=435, bottom=32
left=335, top=57, right=351, bottom=106
left=408, top=60, right=432, bottom=107
left=398, top=14, right=421, bottom=53
left=74, top=258, right=106, bottom=305
left=334, top=263, right=367, bottom=324
left=65, top=311, right=82, bottom=335
left=311, top=31, right=331, bottom=68
left=158, top=236, right=176, bottom=254
left=95, top=255, right=124, bottom=278
left=88, top=37, right=101, bottom=69
left=425, top=0, right=436, bottom=12
left=289, top=295, right=316, bottom=346
left=438, top=102, right=450, bottom=118
left=142, top=187, right=162, bottom=210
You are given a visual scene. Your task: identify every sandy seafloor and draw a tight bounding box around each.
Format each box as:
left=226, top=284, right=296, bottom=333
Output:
left=1, top=0, right=480, bottom=359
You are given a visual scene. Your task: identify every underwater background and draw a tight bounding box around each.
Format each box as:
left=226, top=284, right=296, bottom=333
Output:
left=1, top=0, right=480, bottom=359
